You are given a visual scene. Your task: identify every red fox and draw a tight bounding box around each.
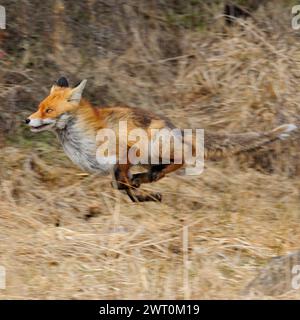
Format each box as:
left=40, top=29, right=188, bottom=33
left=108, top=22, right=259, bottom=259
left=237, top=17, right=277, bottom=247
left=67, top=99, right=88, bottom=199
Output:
left=26, top=77, right=297, bottom=202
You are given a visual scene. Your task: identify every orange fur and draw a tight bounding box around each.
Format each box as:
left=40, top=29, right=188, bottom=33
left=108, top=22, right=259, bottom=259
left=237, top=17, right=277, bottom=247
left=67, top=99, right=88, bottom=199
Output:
left=30, top=86, right=170, bottom=153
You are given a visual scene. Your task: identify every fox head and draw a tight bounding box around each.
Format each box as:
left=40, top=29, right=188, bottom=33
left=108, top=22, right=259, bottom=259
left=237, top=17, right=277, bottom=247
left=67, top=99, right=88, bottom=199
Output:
left=26, top=77, right=87, bottom=132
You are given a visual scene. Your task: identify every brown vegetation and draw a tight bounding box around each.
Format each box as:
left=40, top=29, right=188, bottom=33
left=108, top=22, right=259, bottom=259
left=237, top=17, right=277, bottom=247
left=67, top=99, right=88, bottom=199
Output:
left=0, top=0, right=300, bottom=299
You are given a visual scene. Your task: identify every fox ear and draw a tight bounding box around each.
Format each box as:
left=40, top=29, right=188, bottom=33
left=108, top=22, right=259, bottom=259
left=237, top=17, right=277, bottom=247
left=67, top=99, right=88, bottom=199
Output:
left=50, top=76, right=69, bottom=94
left=56, top=77, right=69, bottom=88
left=68, top=79, right=87, bottom=103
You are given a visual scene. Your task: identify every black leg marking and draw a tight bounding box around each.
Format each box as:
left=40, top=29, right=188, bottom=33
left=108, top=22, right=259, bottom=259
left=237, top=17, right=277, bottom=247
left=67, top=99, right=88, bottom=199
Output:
left=130, top=164, right=169, bottom=186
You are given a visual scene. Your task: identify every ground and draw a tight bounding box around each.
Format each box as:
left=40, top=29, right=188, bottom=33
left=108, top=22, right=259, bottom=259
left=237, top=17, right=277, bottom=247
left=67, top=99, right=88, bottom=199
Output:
left=0, top=0, right=300, bottom=299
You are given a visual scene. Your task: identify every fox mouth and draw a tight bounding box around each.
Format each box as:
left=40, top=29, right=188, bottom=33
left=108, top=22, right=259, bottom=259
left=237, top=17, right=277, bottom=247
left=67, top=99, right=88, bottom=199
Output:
left=30, top=123, right=54, bottom=132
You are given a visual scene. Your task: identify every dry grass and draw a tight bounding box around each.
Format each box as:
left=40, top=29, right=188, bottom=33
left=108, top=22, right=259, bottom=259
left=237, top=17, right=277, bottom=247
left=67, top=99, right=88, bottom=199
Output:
left=1, top=1, right=300, bottom=299
left=0, top=146, right=300, bottom=299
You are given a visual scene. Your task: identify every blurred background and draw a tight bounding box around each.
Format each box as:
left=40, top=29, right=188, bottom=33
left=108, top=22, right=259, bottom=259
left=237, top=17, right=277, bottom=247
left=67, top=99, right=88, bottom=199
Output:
left=0, top=0, right=300, bottom=299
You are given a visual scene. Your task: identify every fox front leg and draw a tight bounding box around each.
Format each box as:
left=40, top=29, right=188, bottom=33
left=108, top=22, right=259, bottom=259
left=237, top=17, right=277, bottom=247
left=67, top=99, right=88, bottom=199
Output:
left=111, top=163, right=132, bottom=190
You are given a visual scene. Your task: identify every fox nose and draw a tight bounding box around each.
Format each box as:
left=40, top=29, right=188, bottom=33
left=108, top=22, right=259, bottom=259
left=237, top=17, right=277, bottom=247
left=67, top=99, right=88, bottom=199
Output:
left=25, top=118, right=30, bottom=124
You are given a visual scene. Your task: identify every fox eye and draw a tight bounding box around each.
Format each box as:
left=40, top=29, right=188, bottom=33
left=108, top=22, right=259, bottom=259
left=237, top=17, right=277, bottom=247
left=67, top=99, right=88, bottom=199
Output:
left=46, top=108, right=53, bottom=114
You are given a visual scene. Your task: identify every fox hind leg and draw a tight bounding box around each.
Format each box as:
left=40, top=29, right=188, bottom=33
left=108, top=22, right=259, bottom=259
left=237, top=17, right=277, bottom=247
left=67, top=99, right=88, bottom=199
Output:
left=130, top=163, right=183, bottom=187
left=112, top=163, right=162, bottom=202
left=129, top=164, right=167, bottom=188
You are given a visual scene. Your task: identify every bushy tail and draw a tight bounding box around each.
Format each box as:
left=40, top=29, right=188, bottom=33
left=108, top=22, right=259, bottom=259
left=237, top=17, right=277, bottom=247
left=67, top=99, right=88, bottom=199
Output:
left=204, top=124, right=297, bottom=160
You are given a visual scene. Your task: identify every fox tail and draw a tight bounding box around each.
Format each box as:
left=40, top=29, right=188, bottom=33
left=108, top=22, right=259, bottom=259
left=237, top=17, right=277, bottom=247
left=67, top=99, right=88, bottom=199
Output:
left=204, top=124, right=297, bottom=159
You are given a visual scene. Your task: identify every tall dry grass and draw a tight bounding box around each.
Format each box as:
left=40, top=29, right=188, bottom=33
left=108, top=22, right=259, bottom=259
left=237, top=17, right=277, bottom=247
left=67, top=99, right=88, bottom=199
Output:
left=0, top=1, right=300, bottom=299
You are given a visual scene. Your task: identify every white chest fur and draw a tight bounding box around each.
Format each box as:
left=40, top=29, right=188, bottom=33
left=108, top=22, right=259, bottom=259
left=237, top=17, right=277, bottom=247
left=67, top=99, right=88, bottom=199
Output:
left=56, top=118, right=114, bottom=175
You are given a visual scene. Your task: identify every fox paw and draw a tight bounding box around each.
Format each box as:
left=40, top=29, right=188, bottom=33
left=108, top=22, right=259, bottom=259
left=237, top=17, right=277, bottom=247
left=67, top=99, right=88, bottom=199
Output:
left=130, top=171, right=164, bottom=187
